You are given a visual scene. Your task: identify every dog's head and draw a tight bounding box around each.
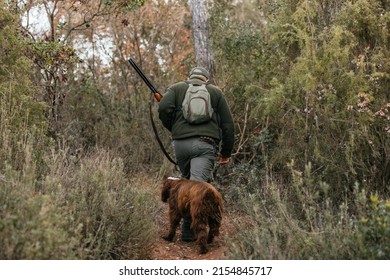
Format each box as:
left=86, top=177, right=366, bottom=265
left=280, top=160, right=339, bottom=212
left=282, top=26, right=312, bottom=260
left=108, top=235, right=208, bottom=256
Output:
left=161, top=177, right=181, bottom=202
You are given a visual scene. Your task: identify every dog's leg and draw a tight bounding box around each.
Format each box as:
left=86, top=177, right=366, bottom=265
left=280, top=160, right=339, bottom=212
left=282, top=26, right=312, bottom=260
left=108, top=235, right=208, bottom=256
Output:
left=163, top=210, right=181, bottom=242
left=207, top=217, right=221, bottom=244
left=191, top=216, right=209, bottom=254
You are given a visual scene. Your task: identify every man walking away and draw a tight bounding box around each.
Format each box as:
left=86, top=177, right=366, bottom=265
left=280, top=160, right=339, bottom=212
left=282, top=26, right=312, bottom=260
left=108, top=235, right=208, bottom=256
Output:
left=158, top=66, right=234, bottom=242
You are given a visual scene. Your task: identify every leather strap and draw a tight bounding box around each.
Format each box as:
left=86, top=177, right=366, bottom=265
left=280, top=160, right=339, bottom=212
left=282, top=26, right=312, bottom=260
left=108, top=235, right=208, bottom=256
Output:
left=149, top=102, right=177, bottom=166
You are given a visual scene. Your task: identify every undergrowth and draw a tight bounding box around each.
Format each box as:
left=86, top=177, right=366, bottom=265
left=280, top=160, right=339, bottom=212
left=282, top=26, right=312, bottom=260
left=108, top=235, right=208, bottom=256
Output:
left=222, top=163, right=390, bottom=259
left=0, top=144, right=159, bottom=259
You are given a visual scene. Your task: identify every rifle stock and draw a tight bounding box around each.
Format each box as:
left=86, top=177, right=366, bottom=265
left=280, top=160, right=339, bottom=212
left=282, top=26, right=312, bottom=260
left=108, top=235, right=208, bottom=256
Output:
left=128, top=58, right=163, bottom=102
left=153, top=92, right=162, bottom=102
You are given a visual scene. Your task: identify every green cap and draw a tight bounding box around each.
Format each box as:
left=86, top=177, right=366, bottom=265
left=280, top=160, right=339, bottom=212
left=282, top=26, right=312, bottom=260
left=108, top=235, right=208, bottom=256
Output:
left=189, top=67, right=209, bottom=80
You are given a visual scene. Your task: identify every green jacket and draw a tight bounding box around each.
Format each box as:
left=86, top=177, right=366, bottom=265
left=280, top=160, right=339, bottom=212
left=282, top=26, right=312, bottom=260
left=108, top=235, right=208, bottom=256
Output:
left=158, top=78, right=234, bottom=157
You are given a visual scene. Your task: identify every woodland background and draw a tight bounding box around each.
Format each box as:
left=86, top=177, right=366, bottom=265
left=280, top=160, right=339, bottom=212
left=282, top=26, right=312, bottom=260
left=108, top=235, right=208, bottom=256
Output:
left=0, top=0, right=389, bottom=259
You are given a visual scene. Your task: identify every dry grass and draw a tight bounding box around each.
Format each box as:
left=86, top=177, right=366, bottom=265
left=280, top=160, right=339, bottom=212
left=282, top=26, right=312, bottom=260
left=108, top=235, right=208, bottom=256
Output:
left=222, top=165, right=390, bottom=260
left=0, top=144, right=159, bottom=259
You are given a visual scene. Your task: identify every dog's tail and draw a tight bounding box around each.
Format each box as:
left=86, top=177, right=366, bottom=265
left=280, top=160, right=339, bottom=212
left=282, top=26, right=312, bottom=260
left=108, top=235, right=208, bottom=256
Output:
left=203, top=187, right=223, bottom=222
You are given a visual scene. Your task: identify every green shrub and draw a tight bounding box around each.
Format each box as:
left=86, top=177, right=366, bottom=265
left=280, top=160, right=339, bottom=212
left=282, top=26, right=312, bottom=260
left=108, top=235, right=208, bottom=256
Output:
left=0, top=5, right=48, bottom=173
left=0, top=163, right=82, bottom=259
left=0, top=148, right=158, bottom=259
left=225, top=163, right=389, bottom=260
left=350, top=196, right=390, bottom=259
left=41, top=149, right=158, bottom=259
left=212, top=0, right=390, bottom=199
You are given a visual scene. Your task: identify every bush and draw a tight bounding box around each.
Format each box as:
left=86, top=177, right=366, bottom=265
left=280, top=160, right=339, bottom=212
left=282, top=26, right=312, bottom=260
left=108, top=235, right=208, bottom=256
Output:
left=43, top=149, right=158, bottom=259
left=0, top=148, right=158, bottom=259
left=225, top=163, right=389, bottom=259
left=350, top=196, right=390, bottom=259
left=212, top=0, right=390, bottom=200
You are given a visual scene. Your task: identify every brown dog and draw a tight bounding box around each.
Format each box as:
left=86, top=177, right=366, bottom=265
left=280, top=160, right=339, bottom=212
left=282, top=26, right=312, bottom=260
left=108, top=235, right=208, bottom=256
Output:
left=161, top=177, right=224, bottom=254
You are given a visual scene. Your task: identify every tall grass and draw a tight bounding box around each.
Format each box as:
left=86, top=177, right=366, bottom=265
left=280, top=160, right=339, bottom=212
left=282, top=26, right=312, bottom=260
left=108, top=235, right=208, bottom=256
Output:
left=0, top=142, right=159, bottom=259
left=223, top=163, right=390, bottom=259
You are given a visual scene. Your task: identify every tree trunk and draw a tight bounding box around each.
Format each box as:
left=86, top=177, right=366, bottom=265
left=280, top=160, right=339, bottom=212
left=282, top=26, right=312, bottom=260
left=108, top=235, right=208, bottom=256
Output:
left=189, top=0, right=215, bottom=81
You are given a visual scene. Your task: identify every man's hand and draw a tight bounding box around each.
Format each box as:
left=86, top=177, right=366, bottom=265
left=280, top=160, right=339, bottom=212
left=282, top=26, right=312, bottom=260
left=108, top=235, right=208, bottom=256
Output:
left=217, top=155, right=231, bottom=165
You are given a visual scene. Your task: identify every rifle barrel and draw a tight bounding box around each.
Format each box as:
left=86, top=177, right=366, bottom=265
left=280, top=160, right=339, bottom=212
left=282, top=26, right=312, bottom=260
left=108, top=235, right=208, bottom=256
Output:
left=128, top=58, right=159, bottom=93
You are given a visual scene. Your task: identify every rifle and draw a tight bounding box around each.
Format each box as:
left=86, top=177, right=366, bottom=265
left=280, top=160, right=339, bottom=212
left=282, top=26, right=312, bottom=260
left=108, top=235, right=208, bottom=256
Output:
left=127, top=58, right=163, bottom=102
left=127, top=58, right=177, bottom=165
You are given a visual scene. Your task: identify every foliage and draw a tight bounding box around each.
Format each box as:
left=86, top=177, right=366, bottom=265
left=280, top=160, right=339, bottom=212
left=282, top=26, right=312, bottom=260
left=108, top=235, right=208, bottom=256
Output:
left=0, top=147, right=158, bottom=259
left=0, top=5, right=48, bottom=172
left=0, top=4, right=157, bottom=260
left=61, top=78, right=113, bottom=148
left=1, top=0, right=389, bottom=260
left=106, top=0, right=146, bottom=11
left=225, top=163, right=389, bottom=259
left=41, top=149, right=158, bottom=259
left=213, top=1, right=389, bottom=259
left=27, top=38, right=79, bottom=137
left=212, top=0, right=389, bottom=198
left=352, top=196, right=390, bottom=259
left=60, top=77, right=165, bottom=175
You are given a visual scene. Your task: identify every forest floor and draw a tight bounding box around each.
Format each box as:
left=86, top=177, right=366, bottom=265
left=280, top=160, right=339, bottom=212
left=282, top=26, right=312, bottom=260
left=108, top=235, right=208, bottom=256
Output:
left=150, top=199, right=248, bottom=260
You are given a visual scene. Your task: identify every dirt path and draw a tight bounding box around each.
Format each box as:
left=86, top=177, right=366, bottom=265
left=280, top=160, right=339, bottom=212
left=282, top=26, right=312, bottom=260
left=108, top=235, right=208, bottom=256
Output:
left=150, top=202, right=240, bottom=260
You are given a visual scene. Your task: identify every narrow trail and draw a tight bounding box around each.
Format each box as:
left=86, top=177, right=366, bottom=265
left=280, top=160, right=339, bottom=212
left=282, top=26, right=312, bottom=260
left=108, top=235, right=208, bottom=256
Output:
left=150, top=201, right=242, bottom=260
